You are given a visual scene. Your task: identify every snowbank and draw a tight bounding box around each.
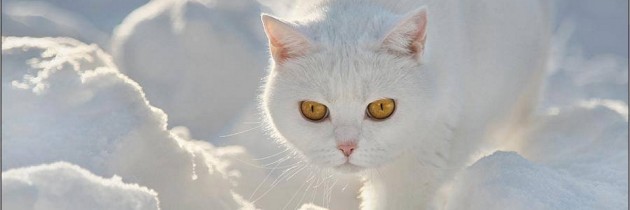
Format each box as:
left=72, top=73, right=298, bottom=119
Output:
left=111, top=0, right=268, bottom=139
left=447, top=151, right=612, bottom=210
left=445, top=102, right=628, bottom=210
left=1, top=1, right=109, bottom=49
left=543, top=0, right=628, bottom=108
left=553, top=0, right=628, bottom=57
left=2, top=36, right=253, bottom=210
left=1, top=0, right=148, bottom=51
left=2, top=162, right=160, bottom=210
left=544, top=34, right=628, bottom=108
left=2, top=0, right=148, bottom=33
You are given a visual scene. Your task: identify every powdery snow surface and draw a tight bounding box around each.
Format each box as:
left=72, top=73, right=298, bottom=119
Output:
left=2, top=0, right=628, bottom=210
left=2, top=162, right=160, bottom=210
left=1, top=0, right=148, bottom=51
left=2, top=0, right=148, bottom=33
left=1, top=1, right=109, bottom=50
left=2, top=36, right=254, bottom=210
left=443, top=101, right=628, bottom=210
left=447, top=151, right=614, bottom=210
left=111, top=0, right=268, bottom=139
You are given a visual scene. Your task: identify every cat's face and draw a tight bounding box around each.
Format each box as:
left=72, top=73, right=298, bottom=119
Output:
left=261, top=8, right=435, bottom=173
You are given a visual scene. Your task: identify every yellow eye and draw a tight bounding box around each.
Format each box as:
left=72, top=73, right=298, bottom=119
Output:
left=366, top=98, right=396, bottom=120
left=300, top=101, right=329, bottom=121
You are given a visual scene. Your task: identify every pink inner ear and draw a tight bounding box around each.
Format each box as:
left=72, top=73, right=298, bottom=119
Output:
left=381, top=8, right=428, bottom=59
left=262, top=14, right=311, bottom=65
left=268, top=36, right=290, bottom=64
left=410, top=20, right=427, bottom=56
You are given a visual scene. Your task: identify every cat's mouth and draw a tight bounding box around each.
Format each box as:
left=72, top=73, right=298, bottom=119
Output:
left=333, top=162, right=364, bottom=173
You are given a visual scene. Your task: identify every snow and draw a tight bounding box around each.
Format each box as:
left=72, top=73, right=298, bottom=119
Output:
left=298, top=203, right=329, bottom=210
left=544, top=0, right=628, bottom=108
left=110, top=0, right=268, bottom=139
left=543, top=30, right=628, bottom=108
left=1, top=0, right=628, bottom=209
left=2, top=36, right=253, bottom=210
left=1, top=1, right=109, bottom=49
left=445, top=102, right=627, bottom=210
left=2, top=162, right=160, bottom=210
left=1, top=0, right=148, bottom=51
left=446, top=151, right=618, bottom=210
left=553, top=0, right=628, bottom=57
left=2, top=0, right=148, bottom=35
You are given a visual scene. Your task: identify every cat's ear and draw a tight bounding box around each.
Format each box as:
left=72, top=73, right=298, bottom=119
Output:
left=261, top=14, right=312, bottom=64
left=380, top=7, right=428, bottom=60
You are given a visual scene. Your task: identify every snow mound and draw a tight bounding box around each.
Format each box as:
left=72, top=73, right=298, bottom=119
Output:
left=111, top=0, right=268, bottom=139
left=544, top=0, right=628, bottom=108
left=2, top=36, right=254, bottom=210
left=1, top=1, right=109, bottom=49
left=2, top=162, right=160, bottom=210
left=447, top=152, right=602, bottom=210
left=446, top=102, right=628, bottom=210
left=446, top=150, right=626, bottom=210
left=544, top=43, right=628, bottom=107
left=2, top=0, right=148, bottom=33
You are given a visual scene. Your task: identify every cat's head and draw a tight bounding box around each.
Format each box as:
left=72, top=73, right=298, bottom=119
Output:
left=260, top=8, right=439, bottom=173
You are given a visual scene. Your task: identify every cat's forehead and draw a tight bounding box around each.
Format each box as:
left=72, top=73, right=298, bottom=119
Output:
left=277, top=50, right=414, bottom=103
left=300, top=3, right=396, bottom=49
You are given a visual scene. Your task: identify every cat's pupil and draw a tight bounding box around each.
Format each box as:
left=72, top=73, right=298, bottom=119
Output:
left=380, top=103, right=383, bottom=110
left=310, top=105, right=314, bottom=112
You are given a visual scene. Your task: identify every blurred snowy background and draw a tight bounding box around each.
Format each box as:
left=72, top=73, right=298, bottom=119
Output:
left=2, top=0, right=627, bottom=209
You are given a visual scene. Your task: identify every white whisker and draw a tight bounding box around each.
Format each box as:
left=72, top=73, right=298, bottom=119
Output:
left=285, top=163, right=309, bottom=181
left=261, top=154, right=295, bottom=167
left=253, top=148, right=291, bottom=160
left=325, top=176, right=339, bottom=208
left=294, top=169, right=319, bottom=209
left=282, top=171, right=316, bottom=210
left=225, top=153, right=298, bottom=170
left=252, top=164, right=308, bottom=203
left=248, top=158, right=284, bottom=201
left=219, top=125, right=262, bottom=138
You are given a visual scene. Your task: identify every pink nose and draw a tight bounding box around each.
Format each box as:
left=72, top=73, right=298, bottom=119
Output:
left=337, top=143, right=356, bottom=157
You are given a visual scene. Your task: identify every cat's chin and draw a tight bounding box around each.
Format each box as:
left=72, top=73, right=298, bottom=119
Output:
left=333, top=163, right=364, bottom=174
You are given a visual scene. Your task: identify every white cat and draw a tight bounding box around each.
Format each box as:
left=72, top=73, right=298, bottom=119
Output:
left=259, top=0, right=550, bottom=209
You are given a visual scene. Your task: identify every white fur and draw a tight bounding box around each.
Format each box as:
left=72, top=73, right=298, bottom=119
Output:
left=259, top=0, right=550, bottom=209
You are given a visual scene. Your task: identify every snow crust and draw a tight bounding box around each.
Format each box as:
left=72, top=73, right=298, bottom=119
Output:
left=111, top=0, right=268, bottom=139
left=2, top=36, right=253, bottom=210
left=2, top=162, right=160, bottom=210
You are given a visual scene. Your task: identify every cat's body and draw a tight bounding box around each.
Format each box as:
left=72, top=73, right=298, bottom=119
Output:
left=259, top=0, right=550, bottom=209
